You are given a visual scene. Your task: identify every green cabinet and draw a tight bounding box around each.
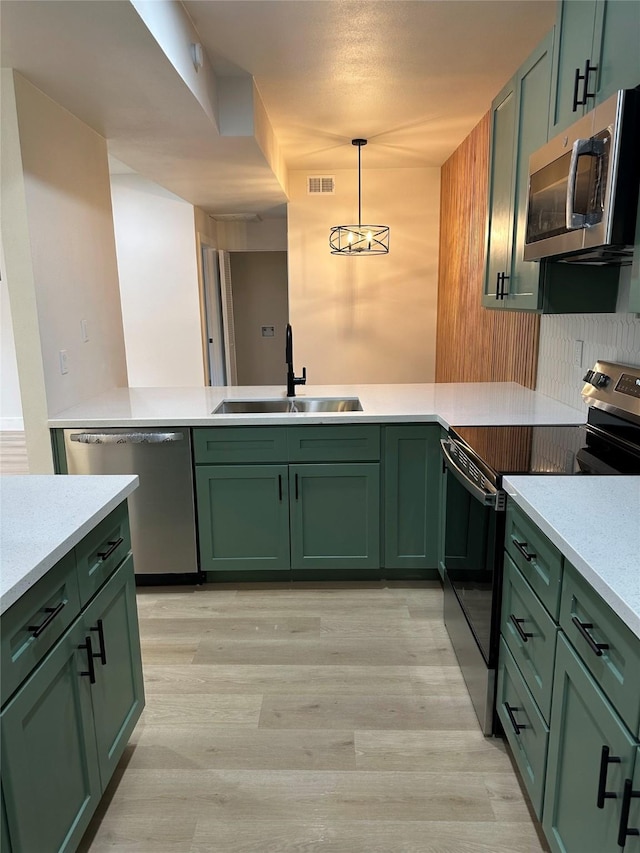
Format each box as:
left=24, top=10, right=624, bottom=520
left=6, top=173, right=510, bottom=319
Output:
left=543, top=634, right=637, bottom=853
left=82, top=556, right=144, bottom=786
left=1, top=618, right=101, bottom=853
left=195, top=464, right=290, bottom=571
left=290, top=463, right=380, bottom=570
left=383, top=425, right=441, bottom=571
left=1, top=504, right=144, bottom=853
left=549, top=0, right=640, bottom=136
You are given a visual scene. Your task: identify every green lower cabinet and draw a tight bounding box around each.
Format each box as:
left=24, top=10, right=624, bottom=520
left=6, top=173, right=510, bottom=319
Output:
left=82, top=555, right=144, bottom=786
left=383, top=425, right=440, bottom=570
left=1, top=620, right=101, bottom=853
left=543, top=634, right=637, bottom=853
left=289, top=463, right=380, bottom=570
left=497, top=639, right=550, bottom=818
left=196, top=464, right=290, bottom=571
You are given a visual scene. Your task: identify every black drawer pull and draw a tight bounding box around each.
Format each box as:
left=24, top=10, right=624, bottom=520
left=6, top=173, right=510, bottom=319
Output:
left=504, top=702, right=526, bottom=735
left=295, top=472, right=299, bottom=501
left=97, top=537, right=124, bottom=561
left=618, top=778, right=640, bottom=847
left=78, top=636, right=96, bottom=684
left=509, top=615, right=533, bottom=643
left=495, top=272, right=501, bottom=300
left=278, top=474, right=283, bottom=501
left=597, top=745, right=621, bottom=808
left=27, top=601, right=66, bottom=638
left=572, top=615, right=609, bottom=657
left=572, top=65, right=582, bottom=112
left=90, top=619, right=107, bottom=666
left=514, top=540, right=536, bottom=562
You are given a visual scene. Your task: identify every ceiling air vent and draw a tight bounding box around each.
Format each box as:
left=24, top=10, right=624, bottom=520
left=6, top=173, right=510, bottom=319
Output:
left=307, top=176, right=335, bottom=195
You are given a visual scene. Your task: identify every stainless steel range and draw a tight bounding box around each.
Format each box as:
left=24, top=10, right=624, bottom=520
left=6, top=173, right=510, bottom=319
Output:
left=440, top=360, right=640, bottom=735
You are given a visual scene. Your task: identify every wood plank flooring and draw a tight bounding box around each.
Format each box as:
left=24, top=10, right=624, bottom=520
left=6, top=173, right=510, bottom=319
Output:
left=80, top=582, right=549, bottom=853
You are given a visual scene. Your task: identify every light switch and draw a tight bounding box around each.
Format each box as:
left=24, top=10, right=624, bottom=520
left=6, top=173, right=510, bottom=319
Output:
left=573, top=340, right=584, bottom=367
left=59, top=350, right=69, bottom=375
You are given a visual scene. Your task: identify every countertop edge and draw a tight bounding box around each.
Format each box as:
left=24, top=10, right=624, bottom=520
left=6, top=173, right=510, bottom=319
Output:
left=502, top=479, right=640, bottom=640
left=0, top=476, right=139, bottom=615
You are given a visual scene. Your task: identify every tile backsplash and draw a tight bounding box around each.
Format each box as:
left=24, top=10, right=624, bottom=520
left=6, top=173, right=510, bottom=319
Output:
left=536, top=313, right=640, bottom=410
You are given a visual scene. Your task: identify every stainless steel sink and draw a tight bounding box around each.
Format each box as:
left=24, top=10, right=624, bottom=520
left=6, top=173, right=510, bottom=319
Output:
left=212, top=397, right=363, bottom=414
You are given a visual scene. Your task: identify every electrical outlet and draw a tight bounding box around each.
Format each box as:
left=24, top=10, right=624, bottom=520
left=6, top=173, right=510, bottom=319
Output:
left=80, top=318, right=89, bottom=342
left=573, top=339, right=584, bottom=368
left=59, top=350, right=69, bottom=375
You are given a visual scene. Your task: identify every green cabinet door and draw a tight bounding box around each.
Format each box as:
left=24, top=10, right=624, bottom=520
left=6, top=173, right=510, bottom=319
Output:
left=543, top=634, right=637, bottom=853
left=549, top=0, right=599, bottom=135
left=196, top=464, right=290, bottom=571
left=508, top=32, right=554, bottom=311
left=383, top=425, right=440, bottom=570
left=0, top=621, right=101, bottom=853
left=83, top=555, right=144, bottom=788
left=483, top=77, right=517, bottom=305
left=594, top=0, right=640, bottom=105
left=1, top=786, right=11, bottom=853
left=290, top=463, right=380, bottom=571
left=437, top=429, right=447, bottom=581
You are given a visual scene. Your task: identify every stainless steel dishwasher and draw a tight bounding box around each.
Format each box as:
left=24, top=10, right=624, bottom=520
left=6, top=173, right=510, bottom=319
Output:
left=63, top=427, right=200, bottom=580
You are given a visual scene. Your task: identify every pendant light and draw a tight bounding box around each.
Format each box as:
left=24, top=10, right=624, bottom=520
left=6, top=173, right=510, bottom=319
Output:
left=330, top=139, right=390, bottom=255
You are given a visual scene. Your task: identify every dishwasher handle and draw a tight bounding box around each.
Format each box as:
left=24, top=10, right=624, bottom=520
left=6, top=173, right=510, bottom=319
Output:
left=440, top=438, right=499, bottom=508
left=70, top=432, right=185, bottom=445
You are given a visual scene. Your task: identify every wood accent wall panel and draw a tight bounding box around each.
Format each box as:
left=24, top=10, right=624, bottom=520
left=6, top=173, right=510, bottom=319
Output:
left=435, top=112, right=540, bottom=388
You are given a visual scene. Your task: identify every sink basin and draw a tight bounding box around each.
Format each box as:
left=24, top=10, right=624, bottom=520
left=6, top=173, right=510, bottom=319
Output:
left=212, top=397, right=363, bottom=414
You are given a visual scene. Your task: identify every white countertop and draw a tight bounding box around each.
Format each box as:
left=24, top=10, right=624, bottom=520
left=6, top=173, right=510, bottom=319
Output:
left=503, top=476, right=640, bottom=639
left=47, top=383, right=586, bottom=428
left=0, top=475, right=139, bottom=614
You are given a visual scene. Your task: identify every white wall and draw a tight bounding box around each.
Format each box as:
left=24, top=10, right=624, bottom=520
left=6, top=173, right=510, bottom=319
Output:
left=0, top=277, right=24, bottom=429
left=1, top=71, right=128, bottom=470
left=287, top=167, right=440, bottom=384
left=110, top=173, right=206, bottom=387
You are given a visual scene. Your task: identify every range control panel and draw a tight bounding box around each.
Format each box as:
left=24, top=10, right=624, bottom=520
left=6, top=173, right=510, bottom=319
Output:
left=582, top=360, right=640, bottom=421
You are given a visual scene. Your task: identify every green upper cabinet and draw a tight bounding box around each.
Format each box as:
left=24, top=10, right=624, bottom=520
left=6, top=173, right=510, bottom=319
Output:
left=195, top=464, right=291, bottom=572
left=289, top=463, right=380, bottom=571
left=383, top=425, right=440, bottom=571
left=549, top=0, right=640, bottom=137
left=484, top=33, right=555, bottom=311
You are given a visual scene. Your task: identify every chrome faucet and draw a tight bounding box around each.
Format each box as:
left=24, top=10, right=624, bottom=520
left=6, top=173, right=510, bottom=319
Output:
left=285, top=323, right=306, bottom=397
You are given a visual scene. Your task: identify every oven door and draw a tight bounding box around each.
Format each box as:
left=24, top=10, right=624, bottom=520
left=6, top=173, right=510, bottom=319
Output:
left=440, top=438, right=505, bottom=734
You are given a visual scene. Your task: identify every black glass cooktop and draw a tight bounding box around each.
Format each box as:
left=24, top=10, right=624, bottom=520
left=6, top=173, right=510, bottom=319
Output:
left=450, top=419, right=640, bottom=476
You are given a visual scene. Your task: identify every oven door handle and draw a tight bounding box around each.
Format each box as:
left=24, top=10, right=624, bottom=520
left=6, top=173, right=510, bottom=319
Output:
left=566, top=136, right=606, bottom=229
left=440, top=439, right=498, bottom=508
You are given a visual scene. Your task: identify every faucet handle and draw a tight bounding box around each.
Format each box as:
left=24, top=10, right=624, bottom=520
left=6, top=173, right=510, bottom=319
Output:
left=295, top=367, right=307, bottom=387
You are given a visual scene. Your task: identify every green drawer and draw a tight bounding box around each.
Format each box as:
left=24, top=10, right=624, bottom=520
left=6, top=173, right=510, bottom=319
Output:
left=287, top=425, right=380, bottom=462
left=560, top=561, right=640, bottom=736
left=501, top=553, right=559, bottom=724
left=1, top=551, right=81, bottom=703
left=193, top=427, right=288, bottom=464
left=75, top=503, right=131, bottom=606
left=505, top=500, right=563, bottom=619
left=497, top=638, right=550, bottom=819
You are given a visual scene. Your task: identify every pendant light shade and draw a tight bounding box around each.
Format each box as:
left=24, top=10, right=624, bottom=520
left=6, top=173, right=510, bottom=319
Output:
left=330, top=139, right=389, bottom=255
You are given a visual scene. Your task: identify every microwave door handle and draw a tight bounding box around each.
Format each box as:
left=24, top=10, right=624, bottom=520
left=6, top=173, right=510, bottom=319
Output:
left=566, top=137, right=606, bottom=229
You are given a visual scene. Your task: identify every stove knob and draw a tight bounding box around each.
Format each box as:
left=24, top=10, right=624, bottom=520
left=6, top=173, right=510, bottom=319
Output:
left=595, top=372, right=610, bottom=388
left=583, top=370, right=595, bottom=384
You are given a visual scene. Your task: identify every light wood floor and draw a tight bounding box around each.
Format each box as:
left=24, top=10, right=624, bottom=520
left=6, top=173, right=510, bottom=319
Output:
left=80, top=582, right=549, bottom=853
left=0, top=431, right=29, bottom=474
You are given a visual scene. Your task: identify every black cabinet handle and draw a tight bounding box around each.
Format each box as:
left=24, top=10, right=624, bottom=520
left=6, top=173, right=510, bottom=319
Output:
left=295, top=472, right=299, bottom=500
left=28, top=601, right=66, bottom=638
left=97, top=537, right=124, bottom=561
left=500, top=273, right=510, bottom=299
left=583, top=58, right=598, bottom=103
left=495, top=272, right=502, bottom=300
left=513, top=540, right=536, bottom=562
left=78, top=636, right=96, bottom=684
left=278, top=474, right=283, bottom=501
left=618, top=778, right=640, bottom=847
left=90, top=619, right=107, bottom=666
left=572, top=615, right=609, bottom=657
left=597, top=745, right=621, bottom=808
left=509, top=614, right=533, bottom=643
left=572, top=65, right=582, bottom=112
left=504, top=702, right=526, bottom=735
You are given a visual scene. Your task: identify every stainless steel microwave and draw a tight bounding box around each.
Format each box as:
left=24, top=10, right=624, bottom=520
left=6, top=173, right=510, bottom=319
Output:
left=524, top=88, right=640, bottom=264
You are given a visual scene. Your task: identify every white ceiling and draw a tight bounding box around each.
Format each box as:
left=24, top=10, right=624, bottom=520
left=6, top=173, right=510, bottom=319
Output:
left=1, top=0, right=556, bottom=215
